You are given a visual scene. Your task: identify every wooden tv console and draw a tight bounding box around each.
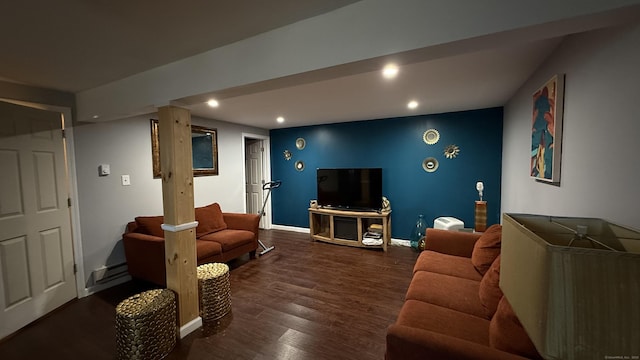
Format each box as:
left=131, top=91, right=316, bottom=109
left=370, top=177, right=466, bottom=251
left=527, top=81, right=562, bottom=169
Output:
left=308, top=207, right=391, bottom=251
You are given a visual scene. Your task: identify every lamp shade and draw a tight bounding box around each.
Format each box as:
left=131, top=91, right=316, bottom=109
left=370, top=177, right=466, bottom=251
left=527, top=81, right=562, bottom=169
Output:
left=500, top=213, right=640, bottom=360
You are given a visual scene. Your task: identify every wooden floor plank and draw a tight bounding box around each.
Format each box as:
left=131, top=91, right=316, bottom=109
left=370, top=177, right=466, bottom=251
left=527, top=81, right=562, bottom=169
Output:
left=0, top=229, right=417, bottom=359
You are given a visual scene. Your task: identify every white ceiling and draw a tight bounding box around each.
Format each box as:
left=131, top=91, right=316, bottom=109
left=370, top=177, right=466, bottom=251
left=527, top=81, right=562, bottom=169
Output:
left=1, top=1, right=637, bottom=129
left=187, top=39, right=561, bottom=129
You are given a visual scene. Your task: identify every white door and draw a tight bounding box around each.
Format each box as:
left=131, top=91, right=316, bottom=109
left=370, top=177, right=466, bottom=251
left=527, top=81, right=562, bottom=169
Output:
left=245, top=140, right=265, bottom=227
left=0, top=100, right=77, bottom=339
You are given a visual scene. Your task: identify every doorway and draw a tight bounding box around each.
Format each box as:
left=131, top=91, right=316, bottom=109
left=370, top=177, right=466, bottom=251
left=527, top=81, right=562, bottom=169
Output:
left=243, top=134, right=271, bottom=229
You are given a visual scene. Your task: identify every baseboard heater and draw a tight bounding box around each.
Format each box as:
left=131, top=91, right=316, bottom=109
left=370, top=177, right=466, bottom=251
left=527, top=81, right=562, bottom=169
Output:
left=93, top=262, right=129, bottom=284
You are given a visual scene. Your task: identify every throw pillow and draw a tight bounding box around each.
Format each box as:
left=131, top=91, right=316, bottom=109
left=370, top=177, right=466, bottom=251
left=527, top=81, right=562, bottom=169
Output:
left=135, top=216, right=165, bottom=238
left=490, top=296, right=542, bottom=359
left=195, top=203, right=228, bottom=236
left=479, top=254, right=503, bottom=318
left=471, top=224, right=502, bottom=275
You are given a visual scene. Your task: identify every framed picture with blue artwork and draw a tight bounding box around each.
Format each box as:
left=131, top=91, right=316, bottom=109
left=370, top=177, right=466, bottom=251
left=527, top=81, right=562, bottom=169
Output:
left=531, top=74, right=564, bottom=184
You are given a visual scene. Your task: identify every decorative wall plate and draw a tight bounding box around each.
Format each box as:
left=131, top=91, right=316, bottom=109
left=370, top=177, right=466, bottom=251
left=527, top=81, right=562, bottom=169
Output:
left=295, top=160, right=305, bottom=171
left=283, top=149, right=292, bottom=160
left=444, top=144, right=460, bottom=159
left=295, top=138, right=306, bottom=150
left=423, top=129, right=440, bottom=145
left=422, top=157, right=439, bottom=173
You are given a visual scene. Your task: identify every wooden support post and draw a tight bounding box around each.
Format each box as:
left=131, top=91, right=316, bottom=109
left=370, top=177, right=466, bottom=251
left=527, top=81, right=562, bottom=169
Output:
left=157, top=105, right=201, bottom=338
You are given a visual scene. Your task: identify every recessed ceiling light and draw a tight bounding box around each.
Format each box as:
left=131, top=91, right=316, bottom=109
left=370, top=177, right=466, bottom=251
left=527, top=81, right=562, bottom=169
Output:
left=382, top=64, right=399, bottom=79
left=407, top=100, right=419, bottom=109
left=276, top=116, right=285, bottom=123
left=207, top=99, right=219, bottom=107
left=92, top=115, right=100, bottom=119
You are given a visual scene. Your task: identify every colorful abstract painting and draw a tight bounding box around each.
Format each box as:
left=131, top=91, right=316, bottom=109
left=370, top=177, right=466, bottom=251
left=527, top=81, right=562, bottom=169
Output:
left=531, top=74, right=564, bottom=183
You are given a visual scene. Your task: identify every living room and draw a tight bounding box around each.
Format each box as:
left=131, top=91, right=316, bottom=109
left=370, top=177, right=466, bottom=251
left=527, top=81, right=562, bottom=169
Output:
left=1, top=1, right=640, bottom=358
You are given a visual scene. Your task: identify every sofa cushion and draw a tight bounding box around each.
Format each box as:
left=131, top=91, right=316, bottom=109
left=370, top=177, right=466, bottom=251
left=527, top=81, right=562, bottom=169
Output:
left=413, top=251, right=483, bottom=281
left=397, top=299, right=491, bottom=346
left=471, top=224, right=502, bottom=275
left=199, top=229, right=254, bottom=251
left=406, top=271, right=486, bottom=318
left=195, top=203, right=228, bottom=236
left=490, top=297, right=542, bottom=359
left=479, top=255, right=503, bottom=318
left=134, top=216, right=165, bottom=238
left=196, top=240, right=223, bottom=261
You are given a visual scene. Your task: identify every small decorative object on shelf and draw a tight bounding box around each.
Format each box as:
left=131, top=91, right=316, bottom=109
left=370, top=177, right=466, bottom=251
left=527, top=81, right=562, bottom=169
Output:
left=410, top=214, right=428, bottom=251
left=283, top=149, right=292, bottom=160
left=382, top=196, right=391, bottom=211
left=444, top=144, right=460, bottom=159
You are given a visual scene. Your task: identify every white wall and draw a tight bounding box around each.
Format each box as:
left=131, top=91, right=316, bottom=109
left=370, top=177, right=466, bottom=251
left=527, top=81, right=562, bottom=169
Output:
left=502, top=21, right=640, bottom=229
left=72, top=114, right=268, bottom=288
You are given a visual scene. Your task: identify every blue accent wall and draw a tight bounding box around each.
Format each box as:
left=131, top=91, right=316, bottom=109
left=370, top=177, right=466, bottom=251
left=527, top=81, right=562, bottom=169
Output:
left=269, top=108, right=503, bottom=239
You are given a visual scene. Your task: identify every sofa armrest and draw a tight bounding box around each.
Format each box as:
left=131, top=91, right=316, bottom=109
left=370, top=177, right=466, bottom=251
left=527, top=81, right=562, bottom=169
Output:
left=424, top=228, right=482, bottom=258
left=223, top=213, right=260, bottom=240
left=386, top=325, right=529, bottom=360
left=122, top=232, right=167, bottom=286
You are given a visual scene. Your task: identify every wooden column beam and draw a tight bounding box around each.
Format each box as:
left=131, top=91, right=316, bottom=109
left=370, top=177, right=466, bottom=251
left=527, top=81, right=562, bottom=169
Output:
left=157, top=105, right=201, bottom=338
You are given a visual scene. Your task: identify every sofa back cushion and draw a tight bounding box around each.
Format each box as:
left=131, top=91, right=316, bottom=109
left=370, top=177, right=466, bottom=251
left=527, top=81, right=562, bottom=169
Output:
left=135, top=216, right=165, bottom=238
left=195, top=203, right=228, bottom=236
left=490, top=296, right=542, bottom=359
left=479, top=254, right=503, bottom=318
left=471, top=224, right=502, bottom=275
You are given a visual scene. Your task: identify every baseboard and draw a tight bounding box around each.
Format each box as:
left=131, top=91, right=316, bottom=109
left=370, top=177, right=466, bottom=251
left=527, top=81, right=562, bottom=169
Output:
left=180, top=317, right=203, bottom=338
left=390, top=238, right=410, bottom=247
left=82, top=274, right=132, bottom=297
left=270, top=224, right=310, bottom=233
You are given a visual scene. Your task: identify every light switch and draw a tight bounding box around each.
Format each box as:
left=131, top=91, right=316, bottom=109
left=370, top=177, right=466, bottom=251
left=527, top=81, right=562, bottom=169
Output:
left=121, top=175, right=131, bottom=186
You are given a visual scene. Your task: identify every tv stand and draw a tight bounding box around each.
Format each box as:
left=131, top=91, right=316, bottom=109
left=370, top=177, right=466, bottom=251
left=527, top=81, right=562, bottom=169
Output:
left=308, top=207, right=391, bottom=251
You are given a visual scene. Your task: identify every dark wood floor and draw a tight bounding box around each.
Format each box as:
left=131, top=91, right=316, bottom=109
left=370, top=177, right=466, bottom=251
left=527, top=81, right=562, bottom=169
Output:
left=0, top=229, right=418, bottom=360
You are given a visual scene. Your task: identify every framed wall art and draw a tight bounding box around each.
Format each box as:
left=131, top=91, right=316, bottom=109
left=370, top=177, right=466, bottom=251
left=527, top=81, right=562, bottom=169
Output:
left=151, top=119, right=219, bottom=178
left=530, top=74, right=564, bottom=184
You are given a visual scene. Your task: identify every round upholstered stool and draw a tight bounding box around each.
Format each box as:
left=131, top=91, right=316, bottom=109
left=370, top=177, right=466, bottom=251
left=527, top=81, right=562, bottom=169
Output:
left=197, top=263, right=232, bottom=321
left=115, top=289, right=177, bottom=360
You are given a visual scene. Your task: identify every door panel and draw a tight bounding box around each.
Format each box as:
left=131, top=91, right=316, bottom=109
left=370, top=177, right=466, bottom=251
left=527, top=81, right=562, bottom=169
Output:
left=33, top=151, right=59, bottom=211
left=0, top=150, right=23, bottom=217
left=0, top=100, right=76, bottom=339
left=0, top=236, right=31, bottom=308
left=40, top=227, right=64, bottom=288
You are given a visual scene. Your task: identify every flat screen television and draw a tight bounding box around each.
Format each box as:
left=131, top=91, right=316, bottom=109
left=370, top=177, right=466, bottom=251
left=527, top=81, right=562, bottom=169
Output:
left=316, top=168, right=383, bottom=211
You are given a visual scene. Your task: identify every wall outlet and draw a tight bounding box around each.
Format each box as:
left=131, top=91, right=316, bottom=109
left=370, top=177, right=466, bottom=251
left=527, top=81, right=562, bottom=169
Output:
left=121, top=175, right=131, bottom=186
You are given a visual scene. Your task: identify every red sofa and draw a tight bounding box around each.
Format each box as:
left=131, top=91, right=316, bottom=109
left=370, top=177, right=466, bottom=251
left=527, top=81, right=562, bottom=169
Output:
left=386, top=225, right=542, bottom=360
left=123, top=203, right=259, bottom=286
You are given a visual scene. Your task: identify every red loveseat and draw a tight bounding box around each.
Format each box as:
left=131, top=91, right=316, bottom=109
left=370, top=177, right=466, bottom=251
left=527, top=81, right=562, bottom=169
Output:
left=386, top=225, right=542, bottom=360
left=123, top=203, right=259, bottom=286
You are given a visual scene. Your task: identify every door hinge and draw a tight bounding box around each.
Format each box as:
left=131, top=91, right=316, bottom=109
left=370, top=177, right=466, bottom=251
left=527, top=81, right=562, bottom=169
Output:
left=261, top=147, right=264, bottom=152
left=67, top=197, right=72, bottom=207
left=61, top=129, right=66, bottom=138
left=73, top=264, right=77, bottom=274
